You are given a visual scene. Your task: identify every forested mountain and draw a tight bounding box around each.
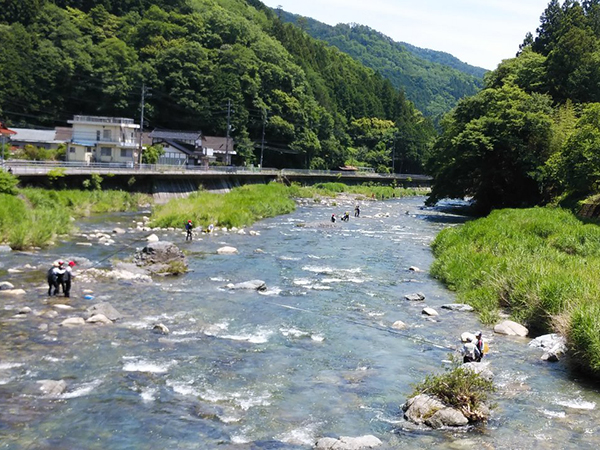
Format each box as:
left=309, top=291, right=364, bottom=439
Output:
left=426, top=0, right=600, bottom=212
left=0, top=0, right=435, bottom=172
left=278, top=10, right=486, bottom=118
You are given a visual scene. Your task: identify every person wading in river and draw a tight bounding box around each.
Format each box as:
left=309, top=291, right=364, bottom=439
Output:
left=62, top=261, right=75, bottom=298
left=474, top=331, right=485, bottom=362
left=462, top=335, right=481, bottom=363
left=47, top=261, right=65, bottom=296
left=185, top=220, right=194, bottom=241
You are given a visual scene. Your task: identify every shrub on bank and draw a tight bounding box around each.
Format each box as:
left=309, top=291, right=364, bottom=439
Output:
left=0, top=189, right=149, bottom=249
left=431, top=207, right=600, bottom=374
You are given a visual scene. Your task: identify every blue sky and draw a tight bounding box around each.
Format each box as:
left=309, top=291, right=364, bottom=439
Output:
left=261, top=0, right=554, bottom=70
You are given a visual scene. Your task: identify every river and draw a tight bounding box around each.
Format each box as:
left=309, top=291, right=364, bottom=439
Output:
left=0, top=196, right=599, bottom=449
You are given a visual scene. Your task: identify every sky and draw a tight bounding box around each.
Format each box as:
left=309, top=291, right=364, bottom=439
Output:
left=260, top=0, right=554, bottom=70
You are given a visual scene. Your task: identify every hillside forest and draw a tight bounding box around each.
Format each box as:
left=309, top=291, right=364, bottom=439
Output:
left=278, top=10, right=486, bottom=119
left=427, top=0, right=600, bottom=212
left=0, top=0, right=436, bottom=173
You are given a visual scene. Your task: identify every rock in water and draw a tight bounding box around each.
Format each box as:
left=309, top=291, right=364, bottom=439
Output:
left=113, top=227, right=126, bottom=234
left=37, top=380, right=67, bottom=397
left=134, top=241, right=188, bottom=275
left=315, top=435, right=382, bottom=449
left=60, top=317, right=86, bottom=327
left=391, top=320, right=407, bottom=330
left=422, top=307, right=439, bottom=317
left=0, top=281, right=15, bottom=291
left=226, top=280, right=267, bottom=291
left=441, top=303, right=474, bottom=312
left=86, top=302, right=122, bottom=321
left=146, top=234, right=159, bottom=242
left=153, top=323, right=170, bottom=335
left=404, top=292, right=425, bottom=301
left=86, top=314, right=113, bottom=325
left=217, top=246, right=238, bottom=255
left=403, top=394, right=469, bottom=428
left=494, top=320, right=528, bottom=337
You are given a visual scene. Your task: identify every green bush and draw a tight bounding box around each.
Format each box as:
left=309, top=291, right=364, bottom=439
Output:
left=412, top=364, right=495, bottom=421
left=0, top=170, right=18, bottom=195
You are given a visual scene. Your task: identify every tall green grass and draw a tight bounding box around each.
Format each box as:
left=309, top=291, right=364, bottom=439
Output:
left=431, top=207, right=600, bottom=375
left=0, top=189, right=148, bottom=250
left=150, top=182, right=423, bottom=230
left=151, top=183, right=297, bottom=229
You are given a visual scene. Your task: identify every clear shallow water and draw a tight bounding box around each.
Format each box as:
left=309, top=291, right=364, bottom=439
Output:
left=1, top=197, right=600, bottom=449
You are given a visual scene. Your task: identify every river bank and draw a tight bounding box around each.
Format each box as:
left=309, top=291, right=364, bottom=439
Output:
left=431, top=206, right=600, bottom=377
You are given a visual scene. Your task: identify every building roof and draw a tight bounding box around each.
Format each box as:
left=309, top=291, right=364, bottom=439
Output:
left=149, top=129, right=203, bottom=142
left=55, top=127, right=73, bottom=141
left=156, top=139, right=199, bottom=157
left=202, top=136, right=236, bottom=155
left=10, top=128, right=64, bottom=144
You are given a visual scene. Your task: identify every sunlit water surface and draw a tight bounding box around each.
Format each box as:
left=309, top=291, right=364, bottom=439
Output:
left=0, top=197, right=599, bottom=449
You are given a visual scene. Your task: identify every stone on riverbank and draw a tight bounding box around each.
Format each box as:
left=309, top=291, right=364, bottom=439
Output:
left=405, top=292, right=425, bottom=302
left=217, top=246, right=238, bottom=254
left=315, top=435, right=382, bottom=449
left=442, top=303, right=474, bottom=312
left=86, top=302, right=122, bottom=321
left=530, top=333, right=567, bottom=362
left=494, top=320, right=528, bottom=337
left=226, top=280, right=267, bottom=291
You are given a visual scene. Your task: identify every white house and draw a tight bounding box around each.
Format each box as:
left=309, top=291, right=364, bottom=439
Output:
left=66, top=115, right=139, bottom=164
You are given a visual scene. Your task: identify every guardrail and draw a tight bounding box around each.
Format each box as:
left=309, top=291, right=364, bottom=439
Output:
left=2, top=160, right=431, bottom=180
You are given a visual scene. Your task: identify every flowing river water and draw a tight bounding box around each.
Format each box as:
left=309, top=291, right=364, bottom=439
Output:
left=1, top=196, right=600, bottom=449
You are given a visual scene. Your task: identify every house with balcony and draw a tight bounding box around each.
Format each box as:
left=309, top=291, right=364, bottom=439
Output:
left=66, top=115, right=140, bottom=164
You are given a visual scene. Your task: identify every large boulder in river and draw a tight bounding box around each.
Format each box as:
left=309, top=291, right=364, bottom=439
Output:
left=86, top=302, right=122, bottom=321
left=530, top=333, right=567, bottom=362
left=403, top=394, right=469, bottom=428
left=494, top=320, right=528, bottom=337
left=134, top=241, right=187, bottom=275
left=37, top=380, right=67, bottom=397
left=315, top=435, right=382, bottom=449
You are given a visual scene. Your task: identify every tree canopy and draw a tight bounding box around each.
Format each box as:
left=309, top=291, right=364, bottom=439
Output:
left=427, top=0, right=600, bottom=212
left=0, top=0, right=435, bottom=172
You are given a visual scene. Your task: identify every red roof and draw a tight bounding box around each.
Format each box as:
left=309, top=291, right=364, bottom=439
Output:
left=0, top=122, right=16, bottom=136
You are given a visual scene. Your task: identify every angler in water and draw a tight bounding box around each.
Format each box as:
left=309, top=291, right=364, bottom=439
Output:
left=47, top=261, right=65, bottom=296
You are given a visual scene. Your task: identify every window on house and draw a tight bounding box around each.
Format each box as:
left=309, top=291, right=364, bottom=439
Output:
left=86, top=147, right=92, bottom=153
left=120, top=149, right=133, bottom=158
left=103, top=129, right=112, bottom=140
left=96, top=130, right=101, bottom=141
left=100, top=147, right=112, bottom=157
left=69, top=147, right=75, bottom=153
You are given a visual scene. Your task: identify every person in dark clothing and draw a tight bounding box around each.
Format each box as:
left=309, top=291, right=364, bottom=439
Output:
left=354, top=205, right=360, bottom=217
left=47, top=261, right=65, bottom=296
left=62, top=261, right=75, bottom=298
left=185, top=220, right=194, bottom=241
left=474, top=331, right=484, bottom=362
left=331, top=214, right=336, bottom=223
left=341, top=212, right=350, bottom=222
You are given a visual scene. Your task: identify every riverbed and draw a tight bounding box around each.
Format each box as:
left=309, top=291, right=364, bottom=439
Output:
left=0, top=196, right=599, bottom=449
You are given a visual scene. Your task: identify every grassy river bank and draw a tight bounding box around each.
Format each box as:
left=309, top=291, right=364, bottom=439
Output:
left=431, top=207, right=600, bottom=376
left=0, top=188, right=149, bottom=250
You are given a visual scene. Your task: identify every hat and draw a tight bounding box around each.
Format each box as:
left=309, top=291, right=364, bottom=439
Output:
left=475, top=331, right=482, bottom=337
left=68, top=261, right=76, bottom=267
left=58, top=260, right=64, bottom=266
left=188, top=220, right=192, bottom=223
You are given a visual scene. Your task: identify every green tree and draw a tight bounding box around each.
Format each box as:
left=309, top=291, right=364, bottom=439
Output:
left=142, top=144, right=165, bottom=164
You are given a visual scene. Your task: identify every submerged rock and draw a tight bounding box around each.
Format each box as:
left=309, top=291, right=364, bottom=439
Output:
left=86, top=314, right=113, bottom=325
left=494, top=320, right=528, bottom=337
left=217, top=246, right=239, bottom=255
left=37, top=380, right=67, bottom=397
left=86, top=302, right=122, bottom=321
left=391, top=320, right=407, bottom=330
left=226, top=280, right=267, bottom=291
left=405, top=292, right=425, bottom=302
left=315, top=435, right=382, bottom=449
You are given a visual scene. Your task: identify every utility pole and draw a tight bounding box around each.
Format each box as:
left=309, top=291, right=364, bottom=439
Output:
left=138, top=83, right=147, bottom=166
left=260, top=109, right=267, bottom=169
left=392, top=133, right=397, bottom=174
left=225, top=99, right=231, bottom=166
